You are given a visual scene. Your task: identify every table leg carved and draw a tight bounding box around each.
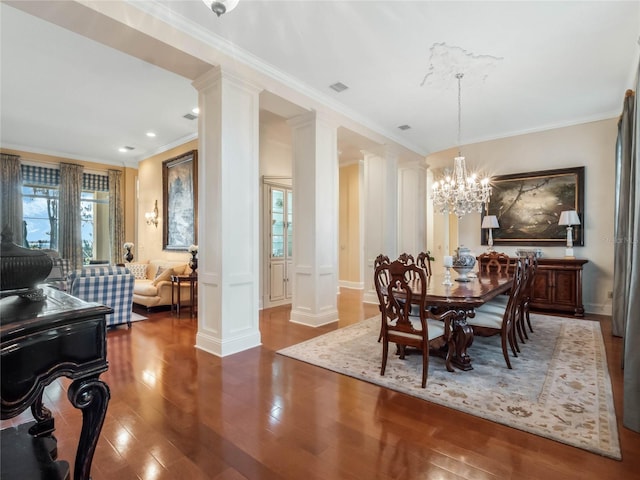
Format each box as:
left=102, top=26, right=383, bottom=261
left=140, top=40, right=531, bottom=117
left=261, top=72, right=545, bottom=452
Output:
left=450, top=308, right=475, bottom=371
left=28, top=392, right=55, bottom=437
left=68, top=378, right=110, bottom=480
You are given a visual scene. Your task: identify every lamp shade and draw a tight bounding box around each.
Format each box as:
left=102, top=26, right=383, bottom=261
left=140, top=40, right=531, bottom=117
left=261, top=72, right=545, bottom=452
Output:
left=481, top=215, right=499, bottom=229
left=558, top=210, right=581, bottom=226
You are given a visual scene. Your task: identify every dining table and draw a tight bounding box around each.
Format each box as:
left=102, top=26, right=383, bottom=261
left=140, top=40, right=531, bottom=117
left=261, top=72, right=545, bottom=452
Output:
left=415, top=271, right=513, bottom=371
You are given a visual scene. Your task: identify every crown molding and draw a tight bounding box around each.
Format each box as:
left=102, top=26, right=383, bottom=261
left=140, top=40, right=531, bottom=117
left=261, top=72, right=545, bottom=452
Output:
left=126, top=0, right=426, bottom=157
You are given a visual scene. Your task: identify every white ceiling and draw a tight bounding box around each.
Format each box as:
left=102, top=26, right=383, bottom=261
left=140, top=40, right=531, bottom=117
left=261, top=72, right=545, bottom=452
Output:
left=1, top=1, right=639, bottom=167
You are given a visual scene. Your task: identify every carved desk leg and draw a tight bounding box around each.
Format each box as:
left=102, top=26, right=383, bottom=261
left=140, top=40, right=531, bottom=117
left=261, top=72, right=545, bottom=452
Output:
left=68, top=378, right=110, bottom=480
left=451, top=308, right=474, bottom=371
left=28, top=391, right=55, bottom=437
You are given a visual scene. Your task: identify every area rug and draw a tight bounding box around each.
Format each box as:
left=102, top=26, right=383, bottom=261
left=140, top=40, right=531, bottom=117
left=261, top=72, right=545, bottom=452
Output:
left=277, top=314, right=621, bottom=459
left=131, top=312, right=147, bottom=322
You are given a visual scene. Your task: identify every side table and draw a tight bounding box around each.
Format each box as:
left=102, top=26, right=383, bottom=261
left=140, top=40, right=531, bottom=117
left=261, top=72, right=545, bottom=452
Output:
left=170, top=274, right=197, bottom=318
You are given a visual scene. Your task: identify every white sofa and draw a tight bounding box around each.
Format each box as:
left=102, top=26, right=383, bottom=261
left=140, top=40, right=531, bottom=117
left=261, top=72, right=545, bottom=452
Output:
left=129, top=259, right=192, bottom=310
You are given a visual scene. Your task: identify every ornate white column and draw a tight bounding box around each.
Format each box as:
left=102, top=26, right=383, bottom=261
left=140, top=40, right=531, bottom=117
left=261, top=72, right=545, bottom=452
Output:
left=288, top=111, right=339, bottom=327
left=398, top=160, right=428, bottom=256
left=192, top=66, right=261, bottom=356
left=362, top=148, right=398, bottom=304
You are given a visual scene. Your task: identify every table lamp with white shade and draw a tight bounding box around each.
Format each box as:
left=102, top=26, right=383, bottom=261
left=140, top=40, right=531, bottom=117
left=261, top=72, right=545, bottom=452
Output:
left=558, top=210, right=581, bottom=257
left=481, top=215, right=500, bottom=252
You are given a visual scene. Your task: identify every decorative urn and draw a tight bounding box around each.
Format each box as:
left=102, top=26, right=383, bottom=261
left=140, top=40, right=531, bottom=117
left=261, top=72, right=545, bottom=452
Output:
left=188, top=244, right=198, bottom=274
left=123, top=242, right=134, bottom=263
left=0, top=227, right=53, bottom=299
left=452, top=246, right=476, bottom=282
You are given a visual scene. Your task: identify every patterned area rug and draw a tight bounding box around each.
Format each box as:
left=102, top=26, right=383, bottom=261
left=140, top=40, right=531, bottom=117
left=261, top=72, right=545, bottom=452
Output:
left=277, top=314, right=621, bottom=459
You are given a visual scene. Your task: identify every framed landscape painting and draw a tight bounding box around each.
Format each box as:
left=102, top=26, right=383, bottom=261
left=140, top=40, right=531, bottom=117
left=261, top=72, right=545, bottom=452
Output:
left=481, top=166, right=584, bottom=246
left=163, top=150, right=198, bottom=251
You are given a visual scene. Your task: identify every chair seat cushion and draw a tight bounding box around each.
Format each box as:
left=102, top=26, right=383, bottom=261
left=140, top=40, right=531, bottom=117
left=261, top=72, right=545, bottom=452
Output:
left=475, top=302, right=506, bottom=315
left=467, top=311, right=503, bottom=329
left=387, top=317, right=445, bottom=340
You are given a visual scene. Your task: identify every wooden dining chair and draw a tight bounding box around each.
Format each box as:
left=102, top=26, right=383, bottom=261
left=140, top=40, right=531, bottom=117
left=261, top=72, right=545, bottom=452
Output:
left=478, top=252, right=511, bottom=274
left=374, top=254, right=391, bottom=343
left=376, top=260, right=455, bottom=387
left=476, top=255, right=537, bottom=345
left=466, top=258, right=526, bottom=369
left=416, top=251, right=433, bottom=277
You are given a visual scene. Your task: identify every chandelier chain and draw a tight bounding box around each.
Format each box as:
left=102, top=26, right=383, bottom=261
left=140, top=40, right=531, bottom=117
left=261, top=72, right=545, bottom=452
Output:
left=457, top=72, right=463, bottom=153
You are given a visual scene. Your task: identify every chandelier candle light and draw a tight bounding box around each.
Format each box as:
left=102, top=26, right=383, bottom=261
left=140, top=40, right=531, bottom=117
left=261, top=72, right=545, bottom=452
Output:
left=431, top=73, right=492, bottom=218
left=558, top=210, right=581, bottom=258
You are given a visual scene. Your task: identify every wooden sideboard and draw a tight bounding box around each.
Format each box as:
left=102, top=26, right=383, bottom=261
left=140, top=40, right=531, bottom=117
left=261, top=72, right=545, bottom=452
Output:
left=529, top=258, right=588, bottom=317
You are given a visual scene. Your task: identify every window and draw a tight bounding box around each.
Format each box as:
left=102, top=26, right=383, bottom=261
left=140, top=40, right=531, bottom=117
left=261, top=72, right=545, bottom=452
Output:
left=21, top=164, right=110, bottom=264
left=22, top=186, right=59, bottom=250
left=81, top=190, right=109, bottom=263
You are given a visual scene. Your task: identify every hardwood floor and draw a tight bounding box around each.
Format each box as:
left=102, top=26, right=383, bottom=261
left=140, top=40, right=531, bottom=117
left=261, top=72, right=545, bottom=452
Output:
left=3, top=289, right=639, bottom=479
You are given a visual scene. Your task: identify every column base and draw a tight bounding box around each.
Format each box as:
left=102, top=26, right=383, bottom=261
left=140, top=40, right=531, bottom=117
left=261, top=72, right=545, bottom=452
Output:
left=290, top=308, right=339, bottom=327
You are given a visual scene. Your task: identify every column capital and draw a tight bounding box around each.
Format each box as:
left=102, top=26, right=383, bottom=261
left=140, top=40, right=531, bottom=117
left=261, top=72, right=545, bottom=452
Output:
left=287, top=109, right=339, bottom=130
left=192, top=65, right=262, bottom=95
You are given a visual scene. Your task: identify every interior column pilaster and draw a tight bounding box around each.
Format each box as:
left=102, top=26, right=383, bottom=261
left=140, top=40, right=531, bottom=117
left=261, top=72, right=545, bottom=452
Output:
left=192, top=66, right=261, bottom=356
left=362, top=148, right=398, bottom=304
left=288, top=111, right=339, bottom=327
left=398, top=161, right=428, bottom=256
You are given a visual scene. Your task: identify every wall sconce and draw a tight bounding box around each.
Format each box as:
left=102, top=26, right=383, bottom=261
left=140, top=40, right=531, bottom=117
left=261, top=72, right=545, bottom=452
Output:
left=481, top=215, right=500, bottom=252
left=145, top=200, right=159, bottom=228
left=558, top=210, right=580, bottom=257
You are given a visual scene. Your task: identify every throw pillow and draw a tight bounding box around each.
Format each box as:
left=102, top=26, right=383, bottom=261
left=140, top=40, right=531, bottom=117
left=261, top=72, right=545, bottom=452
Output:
left=152, top=266, right=174, bottom=285
left=128, top=263, right=148, bottom=280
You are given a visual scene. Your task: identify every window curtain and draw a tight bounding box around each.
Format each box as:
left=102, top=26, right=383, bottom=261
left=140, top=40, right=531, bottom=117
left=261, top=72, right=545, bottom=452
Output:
left=108, top=169, right=125, bottom=265
left=0, top=154, right=24, bottom=246
left=59, top=163, right=84, bottom=271
left=613, top=60, right=639, bottom=432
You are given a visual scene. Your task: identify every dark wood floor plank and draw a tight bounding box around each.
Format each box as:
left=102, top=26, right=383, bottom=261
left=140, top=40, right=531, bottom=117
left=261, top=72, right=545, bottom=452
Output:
left=2, top=289, right=639, bottom=480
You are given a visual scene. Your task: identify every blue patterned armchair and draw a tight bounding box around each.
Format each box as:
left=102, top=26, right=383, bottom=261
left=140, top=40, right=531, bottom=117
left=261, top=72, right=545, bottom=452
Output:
left=69, top=265, right=135, bottom=328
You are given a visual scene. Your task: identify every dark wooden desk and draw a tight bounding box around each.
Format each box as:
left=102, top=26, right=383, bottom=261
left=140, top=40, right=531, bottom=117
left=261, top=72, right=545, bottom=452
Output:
left=171, top=274, right=197, bottom=318
left=1, top=287, right=111, bottom=480
left=415, top=272, right=513, bottom=370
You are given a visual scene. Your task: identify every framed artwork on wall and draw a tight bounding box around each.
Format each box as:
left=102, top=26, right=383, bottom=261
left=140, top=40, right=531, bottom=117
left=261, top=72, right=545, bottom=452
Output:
left=163, top=150, right=198, bottom=251
left=481, top=166, right=585, bottom=246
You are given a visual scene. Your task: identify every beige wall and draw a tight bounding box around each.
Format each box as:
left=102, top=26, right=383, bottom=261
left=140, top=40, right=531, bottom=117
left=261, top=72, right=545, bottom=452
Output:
left=136, top=139, right=198, bottom=263
left=427, top=118, right=618, bottom=314
left=339, top=163, right=361, bottom=286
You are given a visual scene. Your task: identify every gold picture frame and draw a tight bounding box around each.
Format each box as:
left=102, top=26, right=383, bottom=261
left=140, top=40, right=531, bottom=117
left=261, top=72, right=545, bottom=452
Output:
left=482, top=166, right=585, bottom=246
left=162, top=150, right=198, bottom=251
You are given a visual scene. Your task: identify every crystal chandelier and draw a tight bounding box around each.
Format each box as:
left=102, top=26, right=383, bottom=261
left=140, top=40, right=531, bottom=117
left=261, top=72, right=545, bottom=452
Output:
left=431, top=73, right=491, bottom=218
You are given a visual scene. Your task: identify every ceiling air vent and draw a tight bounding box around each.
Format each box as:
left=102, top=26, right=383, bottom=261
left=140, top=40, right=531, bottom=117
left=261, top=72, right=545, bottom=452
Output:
left=398, top=125, right=411, bottom=131
left=329, top=82, right=349, bottom=93
left=123, top=146, right=135, bottom=150
left=183, top=113, right=198, bottom=120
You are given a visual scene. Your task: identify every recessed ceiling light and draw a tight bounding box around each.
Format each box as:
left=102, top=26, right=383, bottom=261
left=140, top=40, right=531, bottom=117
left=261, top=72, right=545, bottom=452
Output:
left=329, top=82, right=349, bottom=93
left=146, top=132, right=156, bottom=137
left=398, top=125, right=411, bottom=130
left=192, top=107, right=200, bottom=114
left=118, top=146, right=135, bottom=153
